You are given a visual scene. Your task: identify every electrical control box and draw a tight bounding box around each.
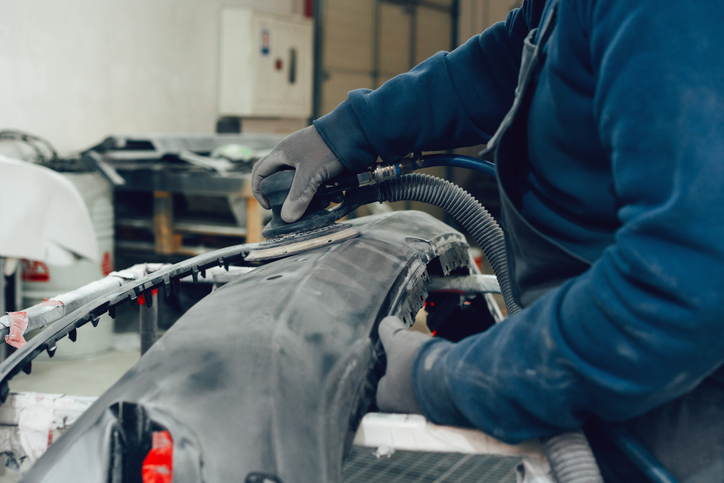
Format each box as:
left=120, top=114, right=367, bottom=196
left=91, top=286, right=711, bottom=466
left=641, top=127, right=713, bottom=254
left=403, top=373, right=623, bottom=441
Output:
left=218, top=9, right=314, bottom=119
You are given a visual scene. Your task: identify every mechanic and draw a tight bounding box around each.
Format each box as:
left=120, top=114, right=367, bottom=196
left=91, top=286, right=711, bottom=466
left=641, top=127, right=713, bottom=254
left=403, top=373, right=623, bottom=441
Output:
left=251, top=0, right=724, bottom=480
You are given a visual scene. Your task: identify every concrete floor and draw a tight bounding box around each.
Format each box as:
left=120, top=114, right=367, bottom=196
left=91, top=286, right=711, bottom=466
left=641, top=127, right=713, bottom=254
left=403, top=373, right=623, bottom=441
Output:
left=9, top=334, right=141, bottom=397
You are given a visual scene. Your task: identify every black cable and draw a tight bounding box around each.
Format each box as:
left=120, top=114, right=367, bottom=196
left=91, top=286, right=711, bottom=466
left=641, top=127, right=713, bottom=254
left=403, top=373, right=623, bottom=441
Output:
left=0, top=130, right=58, bottom=163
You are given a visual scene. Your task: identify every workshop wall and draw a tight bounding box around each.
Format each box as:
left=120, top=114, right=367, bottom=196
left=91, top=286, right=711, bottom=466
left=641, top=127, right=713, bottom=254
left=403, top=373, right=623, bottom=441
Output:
left=0, top=0, right=303, bottom=154
left=321, top=0, right=454, bottom=116
left=458, top=0, right=523, bottom=43
left=320, top=0, right=518, bottom=117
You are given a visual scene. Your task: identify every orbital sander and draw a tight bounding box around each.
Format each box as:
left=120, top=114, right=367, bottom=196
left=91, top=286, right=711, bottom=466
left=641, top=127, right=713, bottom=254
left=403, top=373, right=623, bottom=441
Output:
left=247, top=169, right=372, bottom=260
left=258, top=170, right=344, bottom=238
left=257, top=155, right=430, bottom=240
left=248, top=153, right=497, bottom=261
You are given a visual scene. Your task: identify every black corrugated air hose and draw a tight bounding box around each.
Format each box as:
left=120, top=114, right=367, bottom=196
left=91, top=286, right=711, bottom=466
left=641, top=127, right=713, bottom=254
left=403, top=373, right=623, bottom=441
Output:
left=378, top=173, right=521, bottom=315
left=378, top=173, right=605, bottom=483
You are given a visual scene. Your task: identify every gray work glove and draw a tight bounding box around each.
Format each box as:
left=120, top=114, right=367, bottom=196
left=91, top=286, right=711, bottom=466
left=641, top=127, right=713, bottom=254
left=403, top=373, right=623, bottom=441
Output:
left=376, top=316, right=429, bottom=415
left=251, top=126, right=345, bottom=223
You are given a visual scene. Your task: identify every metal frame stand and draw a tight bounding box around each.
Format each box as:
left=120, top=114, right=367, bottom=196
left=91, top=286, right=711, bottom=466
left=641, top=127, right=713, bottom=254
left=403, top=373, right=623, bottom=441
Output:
left=139, top=291, right=158, bottom=355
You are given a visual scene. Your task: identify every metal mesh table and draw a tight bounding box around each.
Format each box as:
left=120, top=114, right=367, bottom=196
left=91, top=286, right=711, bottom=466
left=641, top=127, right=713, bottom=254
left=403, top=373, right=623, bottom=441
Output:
left=343, top=447, right=520, bottom=483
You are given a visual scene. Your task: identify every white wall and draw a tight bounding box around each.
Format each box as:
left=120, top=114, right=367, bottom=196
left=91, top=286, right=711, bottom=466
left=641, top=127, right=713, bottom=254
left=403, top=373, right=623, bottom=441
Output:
left=0, top=0, right=301, bottom=153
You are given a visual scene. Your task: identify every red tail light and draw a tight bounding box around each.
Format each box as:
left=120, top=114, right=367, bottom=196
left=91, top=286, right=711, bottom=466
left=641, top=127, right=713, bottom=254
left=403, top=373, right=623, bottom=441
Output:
left=142, top=431, right=173, bottom=483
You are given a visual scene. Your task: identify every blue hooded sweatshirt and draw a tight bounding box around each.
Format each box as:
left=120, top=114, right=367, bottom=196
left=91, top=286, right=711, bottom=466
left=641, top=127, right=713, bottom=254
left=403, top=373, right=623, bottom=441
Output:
left=314, top=0, right=724, bottom=443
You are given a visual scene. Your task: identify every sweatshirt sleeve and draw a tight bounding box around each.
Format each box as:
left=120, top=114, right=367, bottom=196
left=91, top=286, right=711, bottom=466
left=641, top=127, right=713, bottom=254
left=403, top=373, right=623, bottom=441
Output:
left=412, top=0, right=724, bottom=444
left=313, top=0, right=545, bottom=172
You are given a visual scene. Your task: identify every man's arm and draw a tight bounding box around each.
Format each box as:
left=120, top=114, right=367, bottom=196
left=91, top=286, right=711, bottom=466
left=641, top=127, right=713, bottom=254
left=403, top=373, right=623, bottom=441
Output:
left=313, top=0, right=545, bottom=172
left=412, top=0, right=724, bottom=443
left=251, top=1, right=542, bottom=220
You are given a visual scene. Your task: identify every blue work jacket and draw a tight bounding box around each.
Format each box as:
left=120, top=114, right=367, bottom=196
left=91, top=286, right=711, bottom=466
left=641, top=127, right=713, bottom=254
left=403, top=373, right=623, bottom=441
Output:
left=314, top=0, right=724, bottom=443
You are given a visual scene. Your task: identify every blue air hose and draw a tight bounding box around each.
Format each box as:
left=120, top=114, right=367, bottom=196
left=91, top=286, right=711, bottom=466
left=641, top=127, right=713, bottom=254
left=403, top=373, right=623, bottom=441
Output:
left=422, top=154, right=497, bottom=178
left=596, top=423, right=678, bottom=483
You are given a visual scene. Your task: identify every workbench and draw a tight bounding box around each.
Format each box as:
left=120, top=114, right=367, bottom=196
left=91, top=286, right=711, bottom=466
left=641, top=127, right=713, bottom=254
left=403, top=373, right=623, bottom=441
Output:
left=87, top=133, right=284, bottom=257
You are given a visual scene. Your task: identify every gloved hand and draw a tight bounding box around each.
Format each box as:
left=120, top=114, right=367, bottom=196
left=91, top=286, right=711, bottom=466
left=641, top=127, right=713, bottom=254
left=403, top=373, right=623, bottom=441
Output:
left=251, top=126, right=345, bottom=223
left=376, top=316, right=430, bottom=415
